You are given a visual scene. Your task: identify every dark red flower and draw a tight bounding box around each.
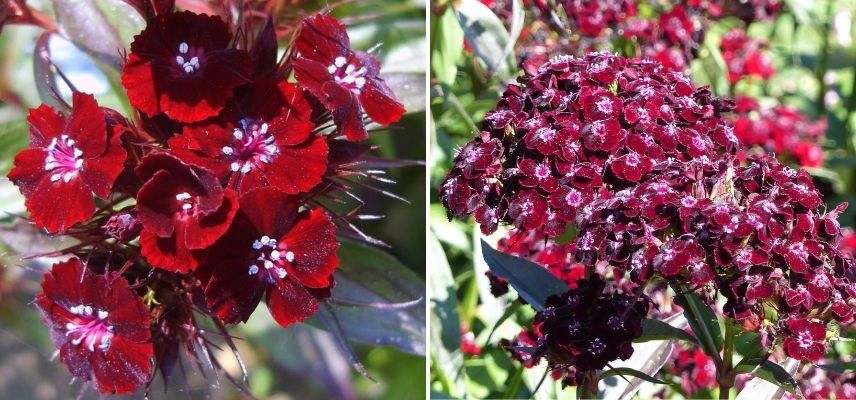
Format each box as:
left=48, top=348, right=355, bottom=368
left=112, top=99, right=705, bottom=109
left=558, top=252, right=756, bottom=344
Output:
left=7, top=92, right=126, bottom=233
left=122, top=11, right=251, bottom=123
left=460, top=328, right=482, bottom=356
left=135, top=153, right=238, bottom=273
left=168, top=82, right=328, bottom=195
left=35, top=258, right=153, bottom=394
left=196, top=188, right=338, bottom=326
left=293, top=14, right=404, bottom=141
left=782, top=317, right=826, bottom=361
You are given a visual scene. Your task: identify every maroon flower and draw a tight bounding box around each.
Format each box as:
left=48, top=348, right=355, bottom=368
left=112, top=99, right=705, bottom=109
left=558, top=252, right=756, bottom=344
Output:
left=196, top=188, right=339, bottom=326
left=168, top=82, right=328, bottom=195
left=782, top=317, right=827, bottom=361
left=293, top=14, right=404, bottom=141
left=7, top=92, right=126, bottom=233
left=122, top=11, right=251, bottom=123
left=35, top=258, right=153, bottom=394
left=135, top=153, right=238, bottom=273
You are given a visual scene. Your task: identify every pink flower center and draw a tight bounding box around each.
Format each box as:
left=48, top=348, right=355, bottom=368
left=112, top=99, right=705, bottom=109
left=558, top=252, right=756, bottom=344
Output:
left=796, top=330, right=814, bottom=349
left=44, top=134, right=83, bottom=183
left=565, top=189, right=583, bottom=206
left=595, top=97, right=613, bottom=114
left=327, top=56, right=367, bottom=93
left=174, top=42, right=202, bottom=74
left=222, top=119, right=279, bottom=174
left=247, top=235, right=294, bottom=284
left=534, top=163, right=551, bottom=179
left=64, top=304, right=113, bottom=352
left=624, top=153, right=640, bottom=167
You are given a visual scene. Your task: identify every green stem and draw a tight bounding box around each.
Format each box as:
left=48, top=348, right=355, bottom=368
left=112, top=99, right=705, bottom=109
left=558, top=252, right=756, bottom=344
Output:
left=577, top=371, right=599, bottom=400
left=719, top=320, right=736, bottom=400
left=815, top=0, right=833, bottom=116
left=502, top=364, right=524, bottom=399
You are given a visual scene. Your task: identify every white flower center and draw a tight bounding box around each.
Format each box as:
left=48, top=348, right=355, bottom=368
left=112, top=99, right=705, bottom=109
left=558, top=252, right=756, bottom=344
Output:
left=45, top=134, right=84, bottom=183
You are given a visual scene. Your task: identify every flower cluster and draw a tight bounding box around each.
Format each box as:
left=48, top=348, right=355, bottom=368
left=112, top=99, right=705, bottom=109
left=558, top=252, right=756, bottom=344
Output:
left=720, top=29, right=775, bottom=84
left=503, top=277, right=649, bottom=373
left=440, top=52, right=736, bottom=238
left=10, top=9, right=403, bottom=394
left=732, top=96, right=827, bottom=168
left=783, top=366, right=856, bottom=400
left=574, top=153, right=855, bottom=361
left=558, top=0, right=636, bottom=39
left=622, top=4, right=707, bottom=72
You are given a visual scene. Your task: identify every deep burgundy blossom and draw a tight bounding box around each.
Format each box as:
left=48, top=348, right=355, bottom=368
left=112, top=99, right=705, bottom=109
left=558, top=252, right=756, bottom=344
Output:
left=136, top=153, right=238, bottom=273
left=196, top=188, right=338, bottom=326
left=122, top=11, right=251, bottom=123
left=782, top=317, right=827, bottom=361
left=535, top=277, right=648, bottom=371
left=293, top=14, right=405, bottom=141
left=559, top=0, right=636, bottom=38
left=35, top=258, right=153, bottom=394
left=624, top=5, right=707, bottom=72
left=439, top=52, right=736, bottom=238
left=8, top=92, right=127, bottom=233
left=168, top=82, right=328, bottom=195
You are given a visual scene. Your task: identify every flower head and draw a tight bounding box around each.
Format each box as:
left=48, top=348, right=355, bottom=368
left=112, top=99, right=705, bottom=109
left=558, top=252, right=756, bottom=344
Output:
left=8, top=92, right=127, bottom=233
left=293, top=14, right=405, bottom=141
left=35, top=258, right=153, bottom=394
left=196, top=188, right=338, bottom=326
left=122, top=11, right=251, bottom=122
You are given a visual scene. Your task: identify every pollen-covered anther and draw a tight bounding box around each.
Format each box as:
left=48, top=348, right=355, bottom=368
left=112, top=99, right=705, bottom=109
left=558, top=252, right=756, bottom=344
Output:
left=327, top=56, right=367, bottom=93
left=63, top=304, right=114, bottom=352
left=45, top=134, right=84, bottom=183
left=175, top=192, right=193, bottom=211
left=175, top=42, right=201, bottom=74
left=225, top=119, right=279, bottom=174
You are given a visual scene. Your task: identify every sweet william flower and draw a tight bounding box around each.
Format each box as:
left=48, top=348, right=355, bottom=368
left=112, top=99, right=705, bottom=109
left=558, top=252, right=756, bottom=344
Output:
left=35, top=258, right=153, bottom=394
left=122, top=11, right=251, bottom=123
left=135, top=153, right=238, bottom=273
left=293, top=14, right=405, bottom=141
left=196, top=188, right=338, bottom=326
left=7, top=92, right=127, bottom=233
left=782, top=317, right=827, bottom=361
left=168, top=81, right=328, bottom=195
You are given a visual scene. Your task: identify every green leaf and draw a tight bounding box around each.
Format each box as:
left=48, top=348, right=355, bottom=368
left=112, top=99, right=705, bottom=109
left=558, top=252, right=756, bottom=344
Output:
left=735, top=360, right=799, bottom=394
left=599, top=367, right=667, bottom=384
left=323, top=240, right=425, bottom=355
left=453, top=0, right=515, bottom=80
left=675, top=290, right=723, bottom=359
left=479, top=239, right=569, bottom=310
left=816, top=361, right=856, bottom=374
left=429, top=231, right=465, bottom=398
left=635, top=318, right=698, bottom=344
left=431, top=6, right=464, bottom=86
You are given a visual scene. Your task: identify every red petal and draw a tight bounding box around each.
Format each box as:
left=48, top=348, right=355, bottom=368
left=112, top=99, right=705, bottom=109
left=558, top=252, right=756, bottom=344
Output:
left=269, top=82, right=314, bottom=146
left=359, top=79, right=405, bottom=126
left=183, top=188, right=238, bottom=249
left=327, top=83, right=367, bottom=141
left=239, top=188, right=300, bottom=235
left=280, top=208, right=339, bottom=288
left=266, top=277, right=319, bottom=328
left=241, top=136, right=328, bottom=195
left=26, top=177, right=95, bottom=233
left=66, top=92, right=107, bottom=156
left=197, top=258, right=266, bottom=324
left=90, top=337, right=153, bottom=394
left=7, top=148, right=47, bottom=197
left=295, top=14, right=351, bottom=64
left=139, top=228, right=199, bottom=273
left=121, top=55, right=160, bottom=117
left=82, top=126, right=127, bottom=198
left=27, top=104, right=65, bottom=148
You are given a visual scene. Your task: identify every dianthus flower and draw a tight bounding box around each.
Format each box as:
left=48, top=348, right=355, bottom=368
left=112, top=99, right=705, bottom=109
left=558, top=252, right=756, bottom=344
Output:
left=623, top=5, right=707, bottom=72
left=293, top=14, right=405, bottom=141
left=8, top=92, right=126, bottom=233
left=559, top=0, right=636, bottom=39
left=667, top=344, right=717, bottom=395
left=122, top=11, right=251, bottom=123
left=35, top=258, right=153, bottom=394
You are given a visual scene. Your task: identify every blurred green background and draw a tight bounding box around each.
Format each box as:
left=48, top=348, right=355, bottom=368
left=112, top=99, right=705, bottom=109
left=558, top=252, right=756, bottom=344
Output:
left=0, top=0, right=426, bottom=399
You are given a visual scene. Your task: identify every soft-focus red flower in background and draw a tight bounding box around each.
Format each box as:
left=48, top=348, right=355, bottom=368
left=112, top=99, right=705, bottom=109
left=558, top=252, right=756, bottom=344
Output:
left=8, top=92, right=127, bottom=233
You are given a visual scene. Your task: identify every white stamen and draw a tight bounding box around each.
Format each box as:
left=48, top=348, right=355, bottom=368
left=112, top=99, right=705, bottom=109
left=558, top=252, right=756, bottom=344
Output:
left=176, top=55, right=185, bottom=65
left=181, top=203, right=192, bottom=211
left=179, top=42, right=189, bottom=54
left=252, top=240, right=263, bottom=250
left=221, top=146, right=234, bottom=155
left=240, top=163, right=252, bottom=173
left=50, top=173, right=62, bottom=182
left=270, top=250, right=280, bottom=260
left=334, top=56, right=347, bottom=67
left=248, top=265, right=259, bottom=275
left=285, top=251, right=295, bottom=263
left=97, top=310, right=108, bottom=320
left=175, top=192, right=191, bottom=201
left=276, top=268, right=287, bottom=278
left=260, top=123, right=269, bottom=134
left=230, top=162, right=241, bottom=172
left=233, top=129, right=243, bottom=140
left=264, top=260, right=274, bottom=270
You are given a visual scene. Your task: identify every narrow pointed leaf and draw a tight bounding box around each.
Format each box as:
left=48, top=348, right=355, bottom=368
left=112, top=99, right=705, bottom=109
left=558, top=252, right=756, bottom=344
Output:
left=600, top=367, right=667, bottom=384
left=479, top=239, right=569, bottom=310
left=635, top=318, right=698, bottom=344
left=675, top=290, right=723, bottom=359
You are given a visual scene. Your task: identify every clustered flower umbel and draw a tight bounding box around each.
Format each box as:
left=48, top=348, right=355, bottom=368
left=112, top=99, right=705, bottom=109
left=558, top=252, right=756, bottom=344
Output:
left=440, top=52, right=855, bottom=378
left=9, top=9, right=403, bottom=395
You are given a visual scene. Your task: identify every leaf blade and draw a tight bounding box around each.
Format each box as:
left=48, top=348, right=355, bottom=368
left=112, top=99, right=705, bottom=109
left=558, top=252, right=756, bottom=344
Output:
left=479, top=239, right=569, bottom=310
